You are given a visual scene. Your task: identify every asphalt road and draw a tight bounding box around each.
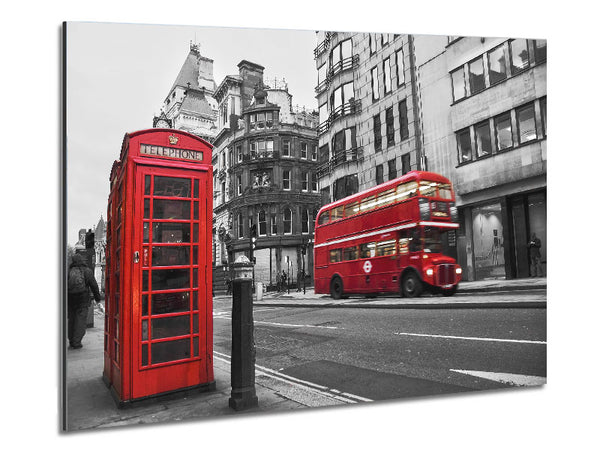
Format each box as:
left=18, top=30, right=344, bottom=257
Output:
left=213, top=291, right=546, bottom=403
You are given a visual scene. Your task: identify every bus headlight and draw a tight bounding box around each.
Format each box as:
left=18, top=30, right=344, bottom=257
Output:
left=426, top=268, right=434, bottom=276
left=456, top=267, right=462, bottom=274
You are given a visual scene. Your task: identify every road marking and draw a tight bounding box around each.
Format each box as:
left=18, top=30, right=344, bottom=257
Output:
left=213, top=351, right=371, bottom=404
left=450, top=369, right=546, bottom=386
left=213, top=315, right=339, bottom=330
left=393, top=331, right=546, bottom=345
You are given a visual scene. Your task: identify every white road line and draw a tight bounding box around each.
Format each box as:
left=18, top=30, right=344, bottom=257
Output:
left=213, top=315, right=339, bottom=330
left=394, top=331, right=546, bottom=345
left=450, top=369, right=546, bottom=386
left=213, top=351, right=372, bottom=403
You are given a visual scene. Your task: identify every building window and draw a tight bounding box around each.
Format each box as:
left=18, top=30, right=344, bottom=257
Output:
left=399, top=100, right=409, bottom=141
left=319, top=144, right=330, bottom=162
left=270, top=214, right=278, bottom=235
left=509, top=39, right=530, bottom=73
left=333, top=174, right=358, bottom=201
left=516, top=103, right=537, bottom=144
left=534, top=39, right=547, bottom=64
left=318, top=63, right=327, bottom=88
left=401, top=153, right=410, bottom=175
left=540, top=97, right=547, bottom=136
left=488, top=43, right=507, bottom=85
left=311, top=173, right=318, bottom=192
left=495, top=112, right=513, bottom=151
left=468, top=56, right=485, bottom=95
left=331, top=82, right=355, bottom=115
left=330, top=38, right=353, bottom=74
left=386, top=107, right=395, bottom=147
left=371, top=66, right=380, bottom=101
left=250, top=142, right=257, bottom=158
left=311, top=144, right=317, bottom=161
left=301, top=142, right=308, bottom=159
left=237, top=175, right=242, bottom=196
left=396, top=48, right=405, bottom=86
left=376, top=164, right=384, bottom=185
left=236, top=144, right=242, bottom=163
left=383, top=57, right=392, bottom=94
left=282, top=140, right=291, bottom=157
left=283, top=208, right=292, bottom=235
left=265, top=111, right=273, bottom=128
left=283, top=170, right=291, bottom=190
left=258, top=210, right=267, bottom=236
left=237, top=213, right=244, bottom=238
left=302, top=172, right=309, bottom=191
left=457, top=128, right=472, bottom=163
left=388, top=158, right=397, bottom=180
left=369, top=34, right=375, bottom=55
left=451, top=67, right=466, bottom=102
left=302, top=209, right=309, bottom=234
left=475, top=121, right=492, bottom=158
left=319, top=103, right=328, bottom=126
left=373, top=113, right=382, bottom=152
left=381, top=33, right=389, bottom=46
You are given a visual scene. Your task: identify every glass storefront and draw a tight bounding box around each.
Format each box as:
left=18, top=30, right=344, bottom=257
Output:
left=471, top=202, right=505, bottom=279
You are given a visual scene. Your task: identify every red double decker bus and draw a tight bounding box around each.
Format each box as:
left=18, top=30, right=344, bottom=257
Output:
left=314, top=171, right=462, bottom=298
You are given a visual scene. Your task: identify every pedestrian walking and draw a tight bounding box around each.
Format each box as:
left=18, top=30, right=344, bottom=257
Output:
left=67, top=253, right=103, bottom=349
left=528, top=233, right=543, bottom=277
left=225, top=274, right=232, bottom=295
left=281, top=270, right=287, bottom=292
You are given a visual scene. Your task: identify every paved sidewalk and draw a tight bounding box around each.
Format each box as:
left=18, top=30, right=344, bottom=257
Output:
left=252, top=277, right=547, bottom=309
left=64, top=310, right=348, bottom=432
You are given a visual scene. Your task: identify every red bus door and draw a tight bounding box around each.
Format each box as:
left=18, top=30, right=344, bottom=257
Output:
left=131, top=165, right=212, bottom=399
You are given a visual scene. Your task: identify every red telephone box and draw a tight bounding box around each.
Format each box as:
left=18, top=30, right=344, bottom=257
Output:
left=103, top=129, right=214, bottom=404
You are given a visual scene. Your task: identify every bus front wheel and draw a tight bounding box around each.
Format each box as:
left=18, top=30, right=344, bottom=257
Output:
left=402, top=272, right=422, bottom=298
left=330, top=276, right=344, bottom=300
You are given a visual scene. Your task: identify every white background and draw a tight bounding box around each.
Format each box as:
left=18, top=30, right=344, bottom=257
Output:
left=2, top=0, right=598, bottom=448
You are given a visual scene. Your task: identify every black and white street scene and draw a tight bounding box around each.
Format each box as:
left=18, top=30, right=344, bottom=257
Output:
left=63, top=19, right=547, bottom=438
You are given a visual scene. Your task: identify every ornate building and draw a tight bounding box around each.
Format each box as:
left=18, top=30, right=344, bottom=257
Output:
left=212, top=60, right=320, bottom=290
left=153, top=42, right=218, bottom=143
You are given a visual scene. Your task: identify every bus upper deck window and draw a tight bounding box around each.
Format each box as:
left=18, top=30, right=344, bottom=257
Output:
left=377, top=189, right=396, bottom=207
left=396, top=181, right=418, bottom=201
left=419, top=181, right=438, bottom=197
left=317, top=210, right=330, bottom=225
left=438, top=183, right=453, bottom=199
left=331, top=206, right=344, bottom=221
left=360, top=195, right=377, bottom=212
left=345, top=201, right=360, bottom=217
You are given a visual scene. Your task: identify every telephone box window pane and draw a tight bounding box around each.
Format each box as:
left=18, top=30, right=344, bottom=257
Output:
left=153, top=177, right=191, bottom=197
left=142, top=320, right=148, bottom=340
left=153, top=223, right=190, bottom=243
left=144, top=199, right=150, bottom=218
left=142, top=294, right=148, bottom=316
left=193, top=337, right=199, bottom=357
left=193, top=314, right=199, bottom=333
left=151, top=291, right=190, bottom=314
left=194, top=201, right=199, bottom=220
left=142, top=344, right=148, bottom=366
left=193, top=268, right=198, bottom=288
left=151, top=315, right=190, bottom=339
left=143, top=270, right=149, bottom=292
left=151, top=338, right=191, bottom=364
left=153, top=199, right=190, bottom=220
left=143, top=223, right=149, bottom=242
left=193, top=223, right=199, bottom=243
left=152, top=246, right=190, bottom=266
left=151, top=268, right=190, bottom=291
left=193, top=290, right=198, bottom=310
left=193, top=179, right=199, bottom=198
left=144, top=175, right=151, bottom=195
left=193, top=246, right=198, bottom=265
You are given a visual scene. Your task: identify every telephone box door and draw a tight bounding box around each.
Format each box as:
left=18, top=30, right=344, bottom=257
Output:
left=131, top=165, right=212, bottom=399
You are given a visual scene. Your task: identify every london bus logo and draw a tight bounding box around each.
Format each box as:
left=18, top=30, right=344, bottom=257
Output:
left=363, top=260, right=372, bottom=273
left=168, top=134, right=179, bottom=145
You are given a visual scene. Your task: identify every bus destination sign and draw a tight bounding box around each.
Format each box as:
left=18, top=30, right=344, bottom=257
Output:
left=140, top=144, right=204, bottom=162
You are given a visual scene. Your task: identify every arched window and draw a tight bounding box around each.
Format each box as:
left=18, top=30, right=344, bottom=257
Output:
left=259, top=210, right=267, bottom=236
left=283, top=208, right=292, bottom=235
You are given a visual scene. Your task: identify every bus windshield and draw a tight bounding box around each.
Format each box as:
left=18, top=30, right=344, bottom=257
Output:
left=422, top=227, right=444, bottom=253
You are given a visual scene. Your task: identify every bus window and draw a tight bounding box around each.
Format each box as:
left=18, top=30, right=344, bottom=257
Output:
left=360, top=242, right=376, bottom=258
left=345, top=200, right=360, bottom=217
left=409, top=229, right=422, bottom=252
left=419, top=181, right=438, bottom=197
left=376, top=239, right=396, bottom=256
left=317, top=210, right=330, bottom=225
left=396, top=181, right=418, bottom=201
left=377, top=189, right=396, bottom=207
left=343, top=246, right=358, bottom=261
left=329, top=248, right=342, bottom=263
left=331, top=205, right=344, bottom=221
left=423, top=227, right=443, bottom=253
left=438, top=183, right=453, bottom=200
left=360, top=195, right=377, bottom=212
left=398, top=237, right=409, bottom=254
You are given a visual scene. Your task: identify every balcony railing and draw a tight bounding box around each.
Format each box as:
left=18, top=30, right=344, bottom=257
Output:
left=317, top=99, right=361, bottom=136
left=313, top=32, right=336, bottom=59
left=316, top=146, right=363, bottom=177
left=239, top=150, right=280, bottom=163
left=315, top=55, right=359, bottom=94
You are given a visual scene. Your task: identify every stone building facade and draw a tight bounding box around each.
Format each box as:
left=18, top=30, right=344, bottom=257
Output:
left=212, top=60, right=321, bottom=289
left=314, top=32, right=546, bottom=281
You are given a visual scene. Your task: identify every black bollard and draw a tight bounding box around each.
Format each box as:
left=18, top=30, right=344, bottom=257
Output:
left=229, top=256, right=258, bottom=410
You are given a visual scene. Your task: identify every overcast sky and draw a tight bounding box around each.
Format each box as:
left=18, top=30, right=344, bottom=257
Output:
left=66, top=21, right=319, bottom=245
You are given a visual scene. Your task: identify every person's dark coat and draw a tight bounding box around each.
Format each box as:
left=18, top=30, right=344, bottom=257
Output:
left=68, top=253, right=102, bottom=306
